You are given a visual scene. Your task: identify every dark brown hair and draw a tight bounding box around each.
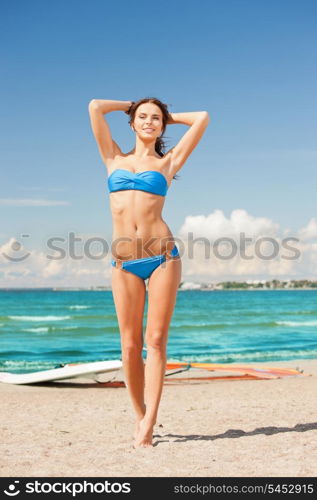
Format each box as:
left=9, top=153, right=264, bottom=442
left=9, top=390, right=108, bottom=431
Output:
left=127, top=97, right=179, bottom=180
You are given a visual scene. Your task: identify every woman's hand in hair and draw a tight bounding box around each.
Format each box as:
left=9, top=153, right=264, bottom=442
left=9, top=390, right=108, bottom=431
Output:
left=124, top=101, right=135, bottom=115
left=167, top=112, right=174, bottom=125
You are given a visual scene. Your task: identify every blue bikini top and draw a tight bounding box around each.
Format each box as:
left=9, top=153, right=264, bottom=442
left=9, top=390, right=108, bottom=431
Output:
left=107, top=169, right=168, bottom=197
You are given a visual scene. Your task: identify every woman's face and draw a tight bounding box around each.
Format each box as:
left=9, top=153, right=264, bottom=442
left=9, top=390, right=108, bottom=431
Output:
left=132, top=103, right=163, bottom=140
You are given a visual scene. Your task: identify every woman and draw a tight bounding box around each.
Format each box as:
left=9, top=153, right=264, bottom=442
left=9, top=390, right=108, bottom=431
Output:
left=88, top=97, right=209, bottom=448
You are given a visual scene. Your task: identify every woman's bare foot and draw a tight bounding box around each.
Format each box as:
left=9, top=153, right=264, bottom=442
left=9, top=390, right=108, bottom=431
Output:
left=132, top=405, right=146, bottom=441
left=133, top=418, right=142, bottom=441
left=133, top=417, right=155, bottom=448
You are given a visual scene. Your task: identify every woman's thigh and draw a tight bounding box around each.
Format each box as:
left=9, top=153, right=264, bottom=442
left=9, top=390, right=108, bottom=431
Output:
left=145, top=257, right=182, bottom=342
left=111, top=267, right=147, bottom=348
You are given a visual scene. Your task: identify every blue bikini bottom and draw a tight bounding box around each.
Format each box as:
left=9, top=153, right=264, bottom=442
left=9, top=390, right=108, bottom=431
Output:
left=111, top=244, right=180, bottom=280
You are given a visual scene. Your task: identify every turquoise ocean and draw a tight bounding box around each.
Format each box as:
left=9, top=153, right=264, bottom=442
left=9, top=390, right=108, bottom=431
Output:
left=0, top=289, right=317, bottom=374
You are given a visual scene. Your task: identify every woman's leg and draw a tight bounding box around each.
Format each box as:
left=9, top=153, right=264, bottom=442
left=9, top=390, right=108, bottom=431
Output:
left=135, top=255, right=182, bottom=447
left=111, top=265, right=147, bottom=432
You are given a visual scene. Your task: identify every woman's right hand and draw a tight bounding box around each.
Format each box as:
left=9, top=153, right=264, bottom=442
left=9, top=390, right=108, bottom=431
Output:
left=124, top=101, right=134, bottom=115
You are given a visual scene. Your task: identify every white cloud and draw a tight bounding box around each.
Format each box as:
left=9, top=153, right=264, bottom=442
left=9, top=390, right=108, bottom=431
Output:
left=0, top=210, right=316, bottom=287
left=178, top=209, right=280, bottom=240
left=0, top=198, right=70, bottom=206
left=0, top=237, right=111, bottom=287
left=177, top=210, right=316, bottom=282
left=18, top=186, right=67, bottom=192
left=297, top=217, right=317, bottom=241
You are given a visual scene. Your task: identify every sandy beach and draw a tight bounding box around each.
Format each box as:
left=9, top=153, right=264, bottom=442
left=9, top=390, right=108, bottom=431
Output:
left=1, top=358, right=316, bottom=477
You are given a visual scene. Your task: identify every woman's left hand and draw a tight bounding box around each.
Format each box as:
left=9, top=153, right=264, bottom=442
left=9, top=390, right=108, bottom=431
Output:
left=167, top=112, right=174, bottom=124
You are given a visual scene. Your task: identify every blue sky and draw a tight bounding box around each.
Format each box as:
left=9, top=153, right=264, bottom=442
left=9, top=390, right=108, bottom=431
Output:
left=1, top=0, right=317, bottom=286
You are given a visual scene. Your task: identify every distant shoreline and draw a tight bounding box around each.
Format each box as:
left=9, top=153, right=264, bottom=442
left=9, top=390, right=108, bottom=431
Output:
left=1, top=287, right=317, bottom=292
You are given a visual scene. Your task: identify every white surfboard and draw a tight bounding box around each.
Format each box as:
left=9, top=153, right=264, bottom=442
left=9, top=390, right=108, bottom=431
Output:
left=0, top=360, right=123, bottom=385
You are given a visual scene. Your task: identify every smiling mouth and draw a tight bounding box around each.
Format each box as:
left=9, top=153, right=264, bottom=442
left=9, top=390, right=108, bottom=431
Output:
left=144, top=128, right=154, bottom=132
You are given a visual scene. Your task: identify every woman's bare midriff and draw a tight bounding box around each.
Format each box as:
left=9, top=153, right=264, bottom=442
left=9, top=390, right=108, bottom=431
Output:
left=107, top=153, right=176, bottom=261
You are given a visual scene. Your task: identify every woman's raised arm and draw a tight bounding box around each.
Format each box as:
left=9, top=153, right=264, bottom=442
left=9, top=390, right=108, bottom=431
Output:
left=89, top=99, right=132, bottom=115
left=88, top=99, right=132, bottom=166
left=166, top=111, right=210, bottom=176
